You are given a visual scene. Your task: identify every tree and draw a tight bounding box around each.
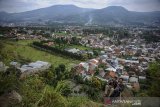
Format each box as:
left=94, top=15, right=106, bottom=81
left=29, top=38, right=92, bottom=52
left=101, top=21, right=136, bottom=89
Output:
left=54, top=38, right=62, bottom=48
left=41, top=69, right=56, bottom=86
left=55, top=64, right=66, bottom=80
left=93, top=50, right=99, bottom=56
left=74, top=75, right=84, bottom=84
left=59, top=64, right=66, bottom=73
left=148, top=62, right=160, bottom=78
left=71, top=37, right=79, bottom=45
left=86, top=87, right=101, bottom=101
left=98, top=63, right=106, bottom=69
left=82, top=54, right=88, bottom=60
left=55, top=67, right=61, bottom=80
left=146, top=62, right=160, bottom=97
left=94, top=67, right=99, bottom=76
left=90, top=77, right=101, bottom=89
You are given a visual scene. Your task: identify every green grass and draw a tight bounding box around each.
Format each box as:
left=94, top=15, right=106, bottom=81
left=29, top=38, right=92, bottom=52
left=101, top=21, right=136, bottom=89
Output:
left=68, top=45, right=91, bottom=50
left=1, top=40, right=80, bottom=70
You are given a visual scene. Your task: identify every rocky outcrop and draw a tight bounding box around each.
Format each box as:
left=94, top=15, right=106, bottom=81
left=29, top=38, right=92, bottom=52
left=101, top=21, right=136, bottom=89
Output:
left=0, top=90, right=22, bottom=107
left=0, top=62, right=8, bottom=72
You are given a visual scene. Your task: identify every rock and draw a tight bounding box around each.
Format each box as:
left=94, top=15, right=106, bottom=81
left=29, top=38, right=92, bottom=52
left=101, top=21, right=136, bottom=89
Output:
left=0, top=62, right=8, bottom=72
left=0, top=90, right=22, bottom=107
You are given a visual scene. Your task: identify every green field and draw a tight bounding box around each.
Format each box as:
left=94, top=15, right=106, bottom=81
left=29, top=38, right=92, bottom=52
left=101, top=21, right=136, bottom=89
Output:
left=68, top=45, right=91, bottom=50
left=1, top=40, right=80, bottom=69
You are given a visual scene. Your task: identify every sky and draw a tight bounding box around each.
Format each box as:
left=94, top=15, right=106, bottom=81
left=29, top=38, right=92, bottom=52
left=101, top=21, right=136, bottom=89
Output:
left=0, top=0, right=160, bottom=13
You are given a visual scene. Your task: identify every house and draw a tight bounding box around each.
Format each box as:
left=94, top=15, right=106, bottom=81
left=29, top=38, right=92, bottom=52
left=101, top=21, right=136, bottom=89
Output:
left=138, top=76, right=146, bottom=83
left=79, top=62, right=89, bottom=72
left=65, top=48, right=80, bottom=54
left=128, top=71, right=136, bottom=76
left=89, top=62, right=97, bottom=69
left=83, top=75, right=92, bottom=81
left=100, top=55, right=108, bottom=60
left=0, top=34, right=4, bottom=37
left=105, top=68, right=116, bottom=72
left=89, top=59, right=99, bottom=65
left=47, top=42, right=54, bottom=46
left=129, top=76, right=138, bottom=83
left=125, top=60, right=139, bottom=64
left=104, top=71, right=116, bottom=80
left=99, top=68, right=105, bottom=77
left=87, top=51, right=94, bottom=55
left=71, top=65, right=81, bottom=76
left=106, top=47, right=113, bottom=53
left=100, top=51, right=105, bottom=55
left=120, top=75, right=129, bottom=83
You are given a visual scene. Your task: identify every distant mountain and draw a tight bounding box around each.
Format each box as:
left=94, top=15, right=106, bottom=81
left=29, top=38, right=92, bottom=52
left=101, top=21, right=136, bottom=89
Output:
left=0, top=5, right=93, bottom=23
left=88, top=6, right=130, bottom=25
left=0, top=12, right=12, bottom=22
left=0, top=5, right=160, bottom=26
left=92, top=6, right=160, bottom=25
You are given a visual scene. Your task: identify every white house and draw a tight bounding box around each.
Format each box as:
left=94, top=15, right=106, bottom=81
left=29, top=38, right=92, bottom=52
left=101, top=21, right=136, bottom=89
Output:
left=129, top=76, right=138, bottom=83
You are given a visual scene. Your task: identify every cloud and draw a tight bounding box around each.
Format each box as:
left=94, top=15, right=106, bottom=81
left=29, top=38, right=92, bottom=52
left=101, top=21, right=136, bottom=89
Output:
left=0, top=0, right=160, bottom=13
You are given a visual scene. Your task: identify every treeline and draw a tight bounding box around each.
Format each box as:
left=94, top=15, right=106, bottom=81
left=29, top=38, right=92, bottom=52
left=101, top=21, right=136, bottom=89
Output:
left=143, top=35, right=160, bottom=43
left=0, top=26, right=13, bottom=34
left=32, top=41, right=86, bottom=61
left=53, top=36, right=81, bottom=47
left=83, top=28, right=130, bottom=38
left=83, top=28, right=112, bottom=35
left=141, top=30, right=160, bottom=43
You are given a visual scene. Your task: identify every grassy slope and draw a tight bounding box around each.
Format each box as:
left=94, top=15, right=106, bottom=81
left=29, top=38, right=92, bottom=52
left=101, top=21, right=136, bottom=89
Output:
left=1, top=40, right=80, bottom=69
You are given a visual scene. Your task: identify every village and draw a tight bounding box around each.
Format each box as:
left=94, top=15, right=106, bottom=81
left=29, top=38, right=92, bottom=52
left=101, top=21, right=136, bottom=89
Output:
left=0, top=26, right=160, bottom=106
left=1, top=0, right=160, bottom=106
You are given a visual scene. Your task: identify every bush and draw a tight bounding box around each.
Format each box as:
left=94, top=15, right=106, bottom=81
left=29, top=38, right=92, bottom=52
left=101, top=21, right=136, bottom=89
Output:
left=68, top=96, right=99, bottom=107
left=37, top=86, right=68, bottom=107
left=0, top=70, right=20, bottom=95
left=19, top=75, right=45, bottom=106
left=55, top=80, right=72, bottom=97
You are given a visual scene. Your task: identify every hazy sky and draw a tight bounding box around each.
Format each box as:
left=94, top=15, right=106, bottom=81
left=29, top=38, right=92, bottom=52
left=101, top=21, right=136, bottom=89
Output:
left=0, top=0, right=160, bottom=13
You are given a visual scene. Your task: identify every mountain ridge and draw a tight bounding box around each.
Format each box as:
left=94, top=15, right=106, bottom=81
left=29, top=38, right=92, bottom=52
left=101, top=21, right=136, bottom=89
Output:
left=0, top=5, right=160, bottom=26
